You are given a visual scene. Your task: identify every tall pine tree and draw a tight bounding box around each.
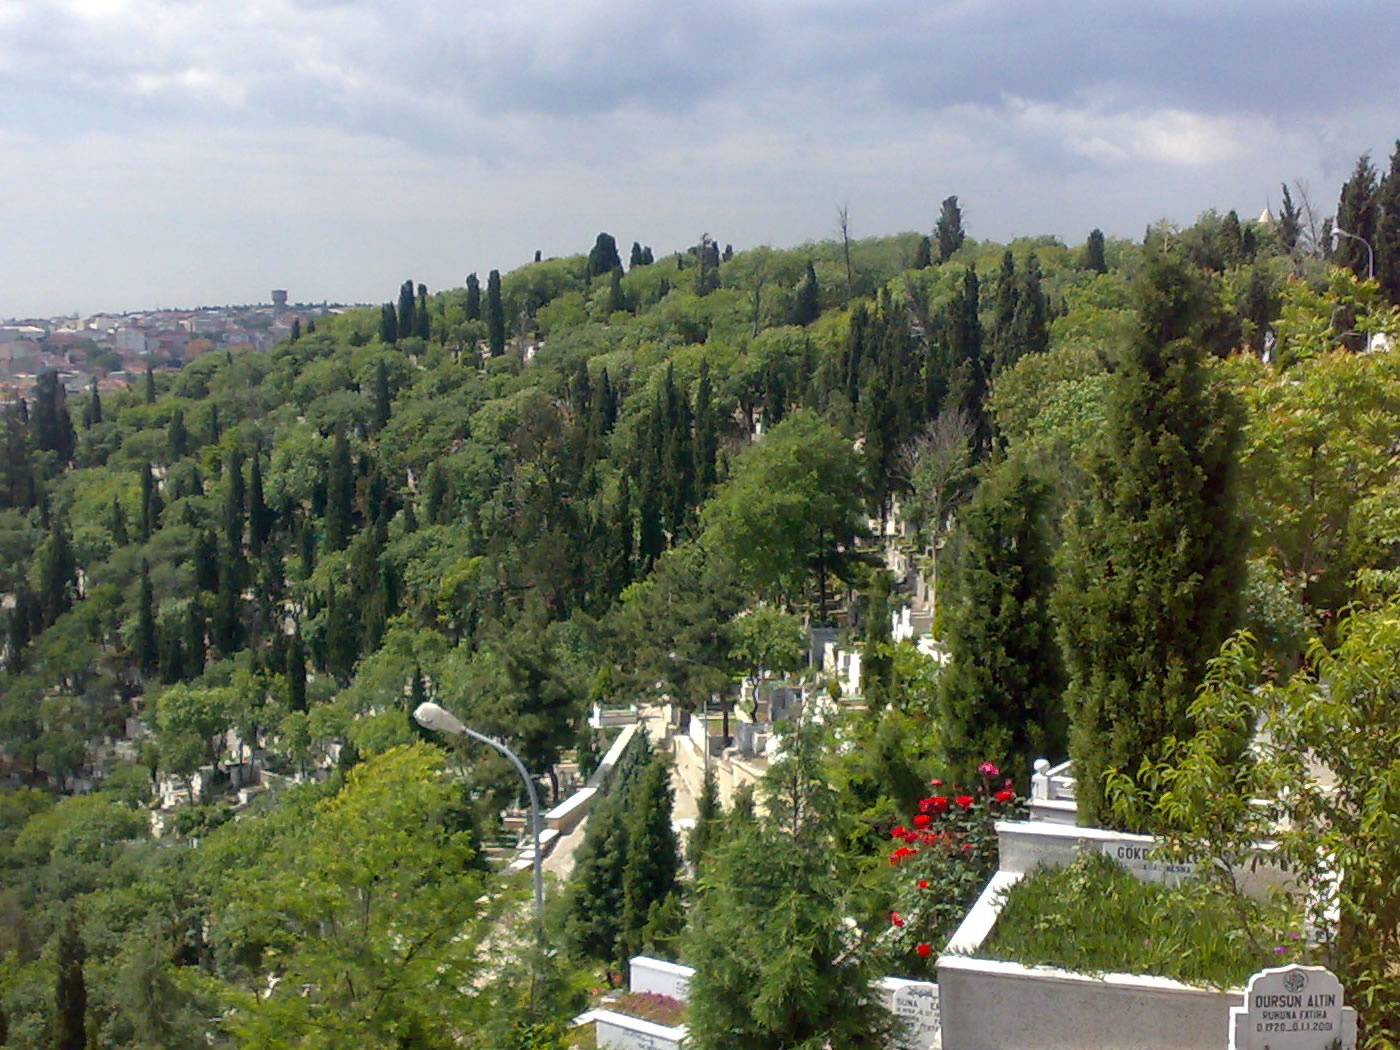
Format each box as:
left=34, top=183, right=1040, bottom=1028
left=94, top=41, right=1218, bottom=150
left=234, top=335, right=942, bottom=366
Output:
left=486, top=269, right=506, bottom=356
left=53, top=912, right=86, bottom=1050
left=1054, top=254, right=1246, bottom=829
left=1335, top=152, right=1379, bottom=278
left=939, top=455, right=1064, bottom=786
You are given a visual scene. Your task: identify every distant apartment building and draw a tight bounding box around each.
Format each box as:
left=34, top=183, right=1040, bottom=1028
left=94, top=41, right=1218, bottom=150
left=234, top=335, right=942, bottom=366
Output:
left=114, top=327, right=150, bottom=354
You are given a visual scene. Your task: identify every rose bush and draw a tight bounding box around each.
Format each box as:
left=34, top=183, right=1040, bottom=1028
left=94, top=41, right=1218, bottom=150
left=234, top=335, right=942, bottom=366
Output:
left=881, top=761, right=1024, bottom=975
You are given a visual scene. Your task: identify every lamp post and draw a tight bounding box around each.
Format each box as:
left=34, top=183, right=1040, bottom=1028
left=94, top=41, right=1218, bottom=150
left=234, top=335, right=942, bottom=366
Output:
left=412, top=701, right=543, bottom=946
left=1332, top=226, right=1375, bottom=281
left=669, top=651, right=728, bottom=751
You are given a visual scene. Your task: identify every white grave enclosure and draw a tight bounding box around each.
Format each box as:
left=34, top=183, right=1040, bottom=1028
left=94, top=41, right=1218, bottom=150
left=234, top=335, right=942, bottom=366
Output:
left=1229, top=965, right=1356, bottom=1050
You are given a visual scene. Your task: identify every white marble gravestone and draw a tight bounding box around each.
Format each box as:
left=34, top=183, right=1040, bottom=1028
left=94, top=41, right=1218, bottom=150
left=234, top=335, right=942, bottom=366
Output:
left=1229, top=965, right=1356, bottom=1050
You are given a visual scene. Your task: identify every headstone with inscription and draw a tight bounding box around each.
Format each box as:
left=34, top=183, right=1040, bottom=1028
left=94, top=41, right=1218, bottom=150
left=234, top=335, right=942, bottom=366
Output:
left=1229, top=964, right=1356, bottom=1050
left=1099, top=839, right=1197, bottom=885
left=878, top=977, right=940, bottom=1050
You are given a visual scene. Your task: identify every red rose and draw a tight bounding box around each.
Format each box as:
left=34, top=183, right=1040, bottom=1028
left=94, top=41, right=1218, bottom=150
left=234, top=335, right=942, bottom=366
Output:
left=892, top=825, right=908, bottom=838
left=994, top=788, right=1015, bottom=804
left=916, top=942, right=932, bottom=958
left=891, top=911, right=905, bottom=928
left=913, top=814, right=931, bottom=828
left=929, top=778, right=943, bottom=787
left=918, top=879, right=929, bottom=889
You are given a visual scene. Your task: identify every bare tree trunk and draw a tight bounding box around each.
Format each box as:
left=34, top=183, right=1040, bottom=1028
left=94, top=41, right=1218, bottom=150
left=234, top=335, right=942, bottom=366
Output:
left=837, top=204, right=854, bottom=300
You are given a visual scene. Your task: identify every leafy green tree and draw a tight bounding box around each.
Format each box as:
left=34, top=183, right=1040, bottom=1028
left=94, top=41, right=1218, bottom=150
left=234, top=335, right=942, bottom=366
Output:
left=53, top=912, right=86, bottom=1050
left=31, top=371, right=76, bottom=465
left=213, top=745, right=491, bottom=1046
left=939, top=455, right=1065, bottom=786
left=487, top=269, right=506, bottom=356
left=1055, top=254, right=1246, bottom=829
left=935, top=194, right=965, bottom=262
left=700, top=409, right=868, bottom=617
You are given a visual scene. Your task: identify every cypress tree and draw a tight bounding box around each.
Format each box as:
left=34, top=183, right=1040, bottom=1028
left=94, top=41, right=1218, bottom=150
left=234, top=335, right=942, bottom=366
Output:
left=379, top=303, right=398, bottom=345
left=84, top=382, right=101, bottom=429
left=629, top=241, right=646, bottom=269
left=935, top=194, right=966, bottom=262
left=207, top=403, right=221, bottom=445
left=166, top=408, right=190, bottom=461
left=416, top=283, right=431, bottom=339
left=688, top=766, right=722, bottom=869
left=40, top=514, right=76, bottom=628
left=109, top=497, right=128, bottom=547
left=693, top=359, right=718, bottom=497
left=139, top=463, right=162, bottom=540
left=939, top=455, right=1064, bottom=786
left=1335, top=152, right=1379, bottom=278
left=618, top=756, right=680, bottom=968
left=397, top=279, right=417, bottom=341
left=137, top=560, right=157, bottom=676
left=1054, top=254, right=1246, bottom=829
left=194, top=530, right=219, bottom=594
left=792, top=261, right=821, bottom=326
left=1375, top=141, right=1400, bottom=305
left=144, top=365, right=156, bottom=405
left=1003, top=251, right=1049, bottom=371
left=913, top=235, right=932, bottom=270
left=224, top=448, right=245, bottom=552
left=289, top=318, right=301, bottom=343
left=465, top=273, right=481, bottom=320
left=54, top=912, right=86, bottom=1050
left=212, top=551, right=243, bottom=655
left=372, top=358, right=392, bottom=429
left=324, top=432, right=354, bottom=552
left=1083, top=228, right=1108, bottom=273
left=184, top=600, right=205, bottom=678
left=588, top=233, right=622, bottom=278
left=607, top=267, right=626, bottom=314
left=486, top=269, right=506, bottom=356
left=158, top=613, right=184, bottom=684
left=31, top=371, right=76, bottom=464
left=286, top=625, right=307, bottom=712
left=1278, top=184, right=1302, bottom=254
left=860, top=571, right=894, bottom=708
left=248, top=454, right=271, bottom=553
left=324, top=583, right=358, bottom=682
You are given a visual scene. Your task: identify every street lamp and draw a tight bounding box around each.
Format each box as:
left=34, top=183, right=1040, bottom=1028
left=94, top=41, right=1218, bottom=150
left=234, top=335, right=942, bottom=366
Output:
left=412, top=701, right=544, bottom=946
left=1332, top=226, right=1374, bottom=281
left=669, top=651, right=729, bottom=749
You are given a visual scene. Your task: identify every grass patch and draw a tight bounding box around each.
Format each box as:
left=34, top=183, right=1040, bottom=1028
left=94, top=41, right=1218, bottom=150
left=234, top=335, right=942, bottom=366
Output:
left=608, top=991, right=687, bottom=1027
left=980, top=852, right=1304, bottom=988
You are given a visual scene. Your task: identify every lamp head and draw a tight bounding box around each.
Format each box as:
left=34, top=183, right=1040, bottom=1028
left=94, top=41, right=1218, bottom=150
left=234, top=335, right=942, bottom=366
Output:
left=413, top=701, right=467, bottom=736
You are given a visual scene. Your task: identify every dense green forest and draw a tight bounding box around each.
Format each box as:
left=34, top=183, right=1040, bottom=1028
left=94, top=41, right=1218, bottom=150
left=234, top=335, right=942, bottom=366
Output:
left=6, top=152, right=1400, bottom=1047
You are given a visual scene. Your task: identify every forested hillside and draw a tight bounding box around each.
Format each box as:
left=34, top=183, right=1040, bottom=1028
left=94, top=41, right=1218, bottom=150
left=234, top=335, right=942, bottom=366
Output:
left=6, top=158, right=1400, bottom=1047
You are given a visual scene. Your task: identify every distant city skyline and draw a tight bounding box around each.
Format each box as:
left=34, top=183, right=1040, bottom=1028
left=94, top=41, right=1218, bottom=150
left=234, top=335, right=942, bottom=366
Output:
left=4, top=0, right=1399, bottom=318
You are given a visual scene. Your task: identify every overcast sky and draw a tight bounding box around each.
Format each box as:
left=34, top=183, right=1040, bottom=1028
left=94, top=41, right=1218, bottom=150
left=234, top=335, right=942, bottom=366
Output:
left=3, top=0, right=1398, bottom=319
